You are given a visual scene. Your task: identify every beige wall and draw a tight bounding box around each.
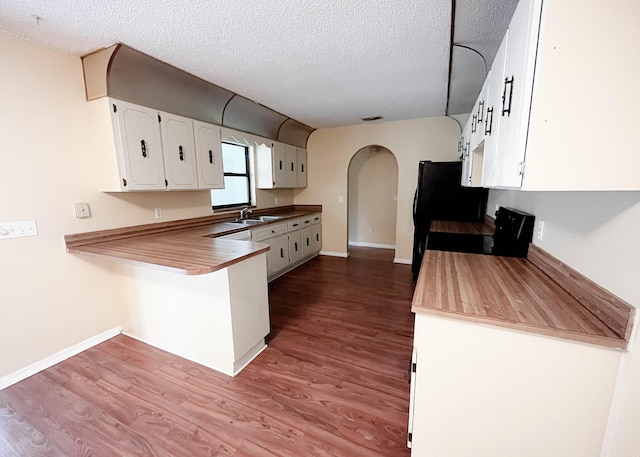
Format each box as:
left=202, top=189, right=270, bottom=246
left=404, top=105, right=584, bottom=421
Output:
left=295, top=117, right=460, bottom=260
left=488, top=189, right=640, bottom=456
left=348, top=147, right=398, bottom=246
left=0, top=32, right=219, bottom=378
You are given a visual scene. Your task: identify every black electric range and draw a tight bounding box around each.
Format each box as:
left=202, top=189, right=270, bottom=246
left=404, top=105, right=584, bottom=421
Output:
left=426, top=207, right=535, bottom=258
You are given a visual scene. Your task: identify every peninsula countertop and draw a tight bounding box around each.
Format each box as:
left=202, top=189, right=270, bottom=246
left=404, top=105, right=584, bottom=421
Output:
left=412, top=248, right=632, bottom=349
left=64, top=205, right=321, bottom=275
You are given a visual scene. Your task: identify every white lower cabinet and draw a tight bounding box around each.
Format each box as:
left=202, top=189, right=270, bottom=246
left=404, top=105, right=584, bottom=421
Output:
left=408, top=314, right=621, bottom=457
left=252, top=213, right=322, bottom=281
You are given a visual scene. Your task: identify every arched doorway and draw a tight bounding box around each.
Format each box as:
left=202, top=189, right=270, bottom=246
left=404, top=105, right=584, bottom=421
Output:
left=347, top=145, right=399, bottom=260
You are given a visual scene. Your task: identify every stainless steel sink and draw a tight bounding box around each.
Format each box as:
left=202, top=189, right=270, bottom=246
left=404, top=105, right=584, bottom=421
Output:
left=257, top=215, right=281, bottom=221
left=229, top=215, right=282, bottom=225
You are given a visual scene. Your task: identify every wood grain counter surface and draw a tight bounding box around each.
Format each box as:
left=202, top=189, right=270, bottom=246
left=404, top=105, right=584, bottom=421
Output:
left=412, top=250, right=628, bottom=349
left=65, top=205, right=321, bottom=275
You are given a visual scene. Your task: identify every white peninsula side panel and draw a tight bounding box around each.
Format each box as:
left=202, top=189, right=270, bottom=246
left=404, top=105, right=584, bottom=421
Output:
left=410, top=314, right=622, bottom=457
left=117, top=253, right=269, bottom=376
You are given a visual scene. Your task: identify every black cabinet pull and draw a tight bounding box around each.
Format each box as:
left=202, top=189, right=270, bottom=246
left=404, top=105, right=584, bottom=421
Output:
left=485, top=107, right=494, bottom=135
left=140, top=139, right=147, bottom=158
left=179, top=145, right=184, bottom=161
left=291, top=162, right=294, bottom=172
left=478, top=100, right=484, bottom=124
left=301, top=164, right=304, bottom=173
left=295, top=242, right=298, bottom=251
left=306, top=238, right=310, bottom=246
left=280, top=248, right=284, bottom=258
left=293, top=223, right=299, bottom=227
left=501, top=76, right=514, bottom=116
left=209, top=150, right=213, bottom=164
left=305, top=220, right=310, bottom=224
left=279, top=160, right=283, bottom=170
left=471, top=114, right=477, bottom=133
left=316, top=234, right=319, bottom=242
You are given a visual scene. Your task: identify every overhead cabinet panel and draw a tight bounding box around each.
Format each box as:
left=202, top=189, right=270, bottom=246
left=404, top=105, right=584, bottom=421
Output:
left=160, top=112, right=198, bottom=189
left=112, top=100, right=166, bottom=190
left=194, top=121, right=224, bottom=189
left=296, top=148, right=307, bottom=188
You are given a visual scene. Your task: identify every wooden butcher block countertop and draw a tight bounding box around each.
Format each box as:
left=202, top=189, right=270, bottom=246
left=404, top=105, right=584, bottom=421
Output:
left=64, top=205, right=321, bottom=275
left=412, top=232, right=634, bottom=349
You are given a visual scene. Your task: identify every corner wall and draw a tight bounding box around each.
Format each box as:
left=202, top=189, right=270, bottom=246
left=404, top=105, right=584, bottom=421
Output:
left=295, top=117, right=461, bottom=260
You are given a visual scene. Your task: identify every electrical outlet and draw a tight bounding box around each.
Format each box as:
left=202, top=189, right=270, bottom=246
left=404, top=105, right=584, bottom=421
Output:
left=338, top=196, right=344, bottom=204
left=0, top=220, right=38, bottom=240
left=154, top=208, right=163, bottom=219
left=74, top=202, right=91, bottom=218
left=537, top=221, right=545, bottom=240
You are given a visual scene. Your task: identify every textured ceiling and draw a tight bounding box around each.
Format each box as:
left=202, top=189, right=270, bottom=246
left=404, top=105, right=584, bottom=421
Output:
left=0, top=0, right=515, bottom=128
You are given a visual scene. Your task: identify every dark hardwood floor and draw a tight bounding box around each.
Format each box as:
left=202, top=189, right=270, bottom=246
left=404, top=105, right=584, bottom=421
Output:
left=0, top=248, right=416, bottom=456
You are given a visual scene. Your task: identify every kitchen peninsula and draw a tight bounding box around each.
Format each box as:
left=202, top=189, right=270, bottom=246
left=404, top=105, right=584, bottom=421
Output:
left=64, top=205, right=321, bottom=376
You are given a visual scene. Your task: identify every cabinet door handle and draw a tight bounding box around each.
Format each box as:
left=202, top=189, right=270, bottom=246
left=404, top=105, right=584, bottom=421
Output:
left=301, top=164, right=304, bottom=173
left=501, top=76, right=514, bottom=116
left=306, top=238, right=310, bottom=246
left=485, top=107, right=494, bottom=135
left=280, top=248, right=284, bottom=258
left=291, top=162, right=294, bottom=172
left=478, top=100, right=484, bottom=124
left=295, top=242, right=298, bottom=251
left=209, top=150, right=213, bottom=164
left=179, top=145, right=184, bottom=161
left=316, top=234, right=319, bottom=242
left=471, top=114, right=477, bottom=133
left=279, top=160, right=283, bottom=170
left=140, top=139, right=147, bottom=158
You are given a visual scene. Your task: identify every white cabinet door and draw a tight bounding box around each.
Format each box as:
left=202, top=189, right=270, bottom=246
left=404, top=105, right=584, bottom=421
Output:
left=288, top=230, right=303, bottom=263
left=482, top=30, right=509, bottom=188
left=285, top=144, right=298, bottom=188
left=112, top=99, right=166, bottom=190
left=296, top=148, right=307, bottom=187
left=492, top=0, right=541, bottom=188
left=301, top=223, right=322, bottom=257
left=267, top=233, right=290, bottom=275
left=310, top=224, right=322, bottom=253
left=194, top=120, right=224, bottom=189
left=460, top=118, right=473, bottom=187
left=160, top=112, right=198, bottom=190
left=273, top=142, right=287, bottom=187
left=470, top=73, right=490, bottom=152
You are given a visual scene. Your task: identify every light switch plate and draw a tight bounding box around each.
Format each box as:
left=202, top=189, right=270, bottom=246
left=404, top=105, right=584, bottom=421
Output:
left=0, top=220, right=38, bottom=240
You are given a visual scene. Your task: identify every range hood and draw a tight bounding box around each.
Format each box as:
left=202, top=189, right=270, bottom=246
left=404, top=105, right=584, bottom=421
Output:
left=82, top=44, right=314, bottom=148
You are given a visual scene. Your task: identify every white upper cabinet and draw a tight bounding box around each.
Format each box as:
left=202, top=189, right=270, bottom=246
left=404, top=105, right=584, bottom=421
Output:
left=194, top=121, right=224, bottom=189
left=285, top=144, right=298, bottom=188
left=256, top=141, right=286, bottom=189
left=111, top=99, right=166, bottom=190
left=296, top=148, right=307, bottom=188
left=479, top=0, right=640, bottom=190
left=159, top=112, right=198, bottom=190
left=481, top=30, right=509, bottom=188
left=256, top=142, right=307, bottom=189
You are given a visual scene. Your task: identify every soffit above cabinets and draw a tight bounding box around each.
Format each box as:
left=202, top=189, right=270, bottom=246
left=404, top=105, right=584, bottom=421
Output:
left=0, top=0, right=516, bottom=128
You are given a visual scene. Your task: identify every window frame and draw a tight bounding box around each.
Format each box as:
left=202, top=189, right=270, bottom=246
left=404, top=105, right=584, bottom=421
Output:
left=211, top=141, right=252, bottom=211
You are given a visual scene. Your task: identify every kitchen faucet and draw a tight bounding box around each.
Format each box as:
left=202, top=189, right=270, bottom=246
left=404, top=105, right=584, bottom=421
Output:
left=240, top=206, right=252, bottom=219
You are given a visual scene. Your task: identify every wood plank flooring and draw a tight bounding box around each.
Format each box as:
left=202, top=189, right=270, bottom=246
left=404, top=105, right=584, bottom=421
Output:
left=0, top=248, right=416, bottom=456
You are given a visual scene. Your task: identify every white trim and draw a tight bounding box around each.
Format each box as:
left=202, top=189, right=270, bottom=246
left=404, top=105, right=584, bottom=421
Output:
left=233, top=342, right=268, bottom=376
left=394, top=257, right=412, bottom=265
left=348, top=241, right=396, bottom=249
left=0, top=326, right=122, bottom=390
left=320, top=250, right=348, bottom=258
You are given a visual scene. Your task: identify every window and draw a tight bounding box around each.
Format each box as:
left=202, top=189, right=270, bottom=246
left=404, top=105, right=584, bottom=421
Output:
left=211, top=142, right=252, bottom=210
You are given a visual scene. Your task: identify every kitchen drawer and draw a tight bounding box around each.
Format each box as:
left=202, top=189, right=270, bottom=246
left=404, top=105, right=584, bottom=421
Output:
left=252, top=222, right=288, bottom=242
left=287, top=219, right=302, bottom=232
left=302, top=213, right=321, bottom=227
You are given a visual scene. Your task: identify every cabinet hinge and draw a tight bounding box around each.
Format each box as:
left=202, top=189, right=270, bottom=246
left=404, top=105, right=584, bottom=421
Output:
left=517, top=161, right=525, bottom=176
left=112, top=104, right=117, bottom=113
left=412, top=362, right=417, bottom=373
left=408, top=432, right=413, bottom=443
left=164, top=179, right=168, bottom=187
left=122, top=178, right=127, bottom=187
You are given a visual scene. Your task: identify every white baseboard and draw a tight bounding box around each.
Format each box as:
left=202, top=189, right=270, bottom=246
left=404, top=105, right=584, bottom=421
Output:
left=320, top=250, right=348, bottom=258
left=0, top=326, right=122, bottom=390
left=348, top=241, right=396, bottom=249
left=394, top=257, right=412, bottom=265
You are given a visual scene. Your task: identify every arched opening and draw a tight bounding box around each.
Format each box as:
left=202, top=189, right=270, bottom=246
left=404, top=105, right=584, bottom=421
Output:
left=347, top=145, right=399, bottom=261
